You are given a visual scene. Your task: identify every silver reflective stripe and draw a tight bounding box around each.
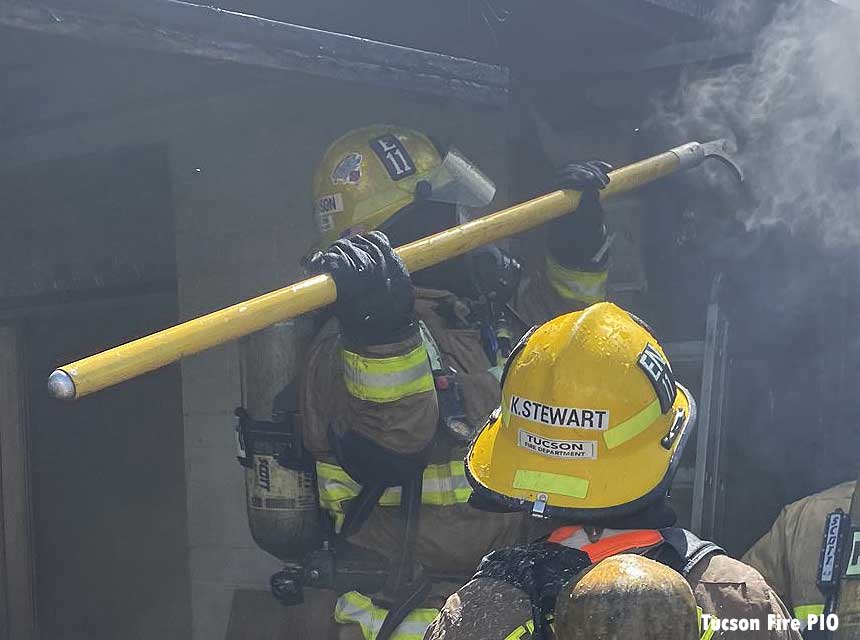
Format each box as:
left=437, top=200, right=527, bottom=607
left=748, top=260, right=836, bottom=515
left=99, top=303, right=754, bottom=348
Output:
left=553, top=274, right=606, bottom=302
left=342, top=353, right=433, bottom=392
left=418, top=320, right=444, bottom=372
left=379, top=475, right=471, bottom=501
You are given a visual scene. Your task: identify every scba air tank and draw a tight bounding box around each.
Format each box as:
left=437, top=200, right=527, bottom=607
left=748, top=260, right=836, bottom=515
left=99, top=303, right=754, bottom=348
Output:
left=236, top=320, right=320, bottom=562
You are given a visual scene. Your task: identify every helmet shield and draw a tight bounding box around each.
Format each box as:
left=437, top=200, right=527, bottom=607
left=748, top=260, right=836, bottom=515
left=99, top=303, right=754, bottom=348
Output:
left=426, top=147, right=496, bottom=208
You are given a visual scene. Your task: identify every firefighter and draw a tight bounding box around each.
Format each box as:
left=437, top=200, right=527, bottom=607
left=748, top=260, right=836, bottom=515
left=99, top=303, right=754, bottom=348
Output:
left=743, top=480, right=855, bottom=624
left=298, top=125, right=613, bottom=640
left=555, top=554, right=699, bottom=640
left=424, top=302, right=801, bottom=640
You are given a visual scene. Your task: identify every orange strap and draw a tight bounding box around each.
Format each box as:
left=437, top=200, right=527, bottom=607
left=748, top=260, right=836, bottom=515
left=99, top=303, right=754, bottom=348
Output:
left=548, top=525, right=583, bottom=544
left=548, top=526, right=665, bottom=563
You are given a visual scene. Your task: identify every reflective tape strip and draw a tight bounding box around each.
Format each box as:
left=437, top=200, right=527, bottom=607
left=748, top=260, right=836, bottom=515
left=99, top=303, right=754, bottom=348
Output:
left=316, top=461, right=362, bottom=531
left=504, top=618, right=535, bottom=640
left=545, top=256, right=608, bottom=305
left=488, top=364, right=504, bottom=382
left=697, top=607, right=717, bottom=640
left=418, top=321, right=444, bottom=372
left=342, top=343, right=434, bottom=403
left=334, top=591, right=438, bottom=640
left=377, top=461, right=473, bottom=507
left=513, top=469, right=589, bottom=499
left=505, top=617, right=554, bottom=640
left=794, top=604, right=825, bottom=619
left=316, top=460, right=472, bottom=533
left=602, top=399, right=662, bottom=450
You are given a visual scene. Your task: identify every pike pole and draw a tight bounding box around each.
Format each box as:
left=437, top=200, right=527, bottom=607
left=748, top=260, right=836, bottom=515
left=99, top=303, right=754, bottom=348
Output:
left=47, top=139, right=741, bottom=401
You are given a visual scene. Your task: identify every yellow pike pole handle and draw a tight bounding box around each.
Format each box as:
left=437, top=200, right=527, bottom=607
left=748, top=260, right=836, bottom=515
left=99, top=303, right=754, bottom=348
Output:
left=47, top=140, right=740, bottom=400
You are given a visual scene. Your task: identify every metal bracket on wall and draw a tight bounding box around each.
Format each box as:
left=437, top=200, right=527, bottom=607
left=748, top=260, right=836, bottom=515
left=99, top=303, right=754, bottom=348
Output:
left=0, top=0, right=510, bottom=107
left=691, top=273, right=730, bottom=539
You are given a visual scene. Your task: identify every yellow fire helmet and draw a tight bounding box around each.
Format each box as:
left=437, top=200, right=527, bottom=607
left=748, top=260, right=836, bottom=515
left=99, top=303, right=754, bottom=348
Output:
left=311, top=124, right=496, bottom=249
left=466, top=302, right=696, bottom=522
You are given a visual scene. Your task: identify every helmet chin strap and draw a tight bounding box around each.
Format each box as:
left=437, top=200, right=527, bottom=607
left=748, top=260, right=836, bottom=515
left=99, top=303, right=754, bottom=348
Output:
left=594, top=500, right=678, bottom=531
left=382, top=201, right=483, bottom=296
left=584, top=527, right=604, bottom=543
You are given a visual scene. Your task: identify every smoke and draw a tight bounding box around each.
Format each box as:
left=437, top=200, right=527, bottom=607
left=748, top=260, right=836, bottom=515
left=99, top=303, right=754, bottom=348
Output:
left=653, top=0, right=860, bottom=247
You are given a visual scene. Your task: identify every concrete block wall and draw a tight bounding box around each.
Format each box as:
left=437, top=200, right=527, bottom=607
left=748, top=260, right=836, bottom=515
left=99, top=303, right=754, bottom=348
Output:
left=167, top=80, right=511, bottom=640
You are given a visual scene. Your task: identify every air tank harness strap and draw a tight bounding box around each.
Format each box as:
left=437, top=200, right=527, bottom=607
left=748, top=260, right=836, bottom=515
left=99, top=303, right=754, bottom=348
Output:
left=418, top=321, right=475, bottom=444
left=656, top=528, right=726, bottom=577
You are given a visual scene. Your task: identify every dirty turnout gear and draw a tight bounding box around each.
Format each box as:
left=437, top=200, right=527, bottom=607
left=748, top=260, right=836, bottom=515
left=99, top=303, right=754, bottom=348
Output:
left=743, top=481, right=855, bottom=624
left=295, top=128, right=612, bottom=640
left=424, top=499, right=801, bottom=640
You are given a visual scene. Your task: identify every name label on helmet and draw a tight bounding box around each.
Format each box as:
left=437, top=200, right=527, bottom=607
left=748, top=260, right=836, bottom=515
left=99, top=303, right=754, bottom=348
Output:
left=315, top=193, right=344, bottom=233
left=518, top=429, right=597, bottom=459
left=509, top=395, right=609, bottom=430
left=370, top=134, right=416, bottom=180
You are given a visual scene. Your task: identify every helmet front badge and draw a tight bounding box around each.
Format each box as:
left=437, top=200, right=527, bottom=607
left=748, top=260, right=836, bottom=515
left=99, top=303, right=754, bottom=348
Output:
left=331, top=153, right=362, bottom=185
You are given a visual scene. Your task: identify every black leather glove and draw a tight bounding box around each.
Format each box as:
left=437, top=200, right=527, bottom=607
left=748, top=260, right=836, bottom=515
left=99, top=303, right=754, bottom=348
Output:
left=306, top=231, right=415, bottom=345
left=548, top=160, right=613, bottom=271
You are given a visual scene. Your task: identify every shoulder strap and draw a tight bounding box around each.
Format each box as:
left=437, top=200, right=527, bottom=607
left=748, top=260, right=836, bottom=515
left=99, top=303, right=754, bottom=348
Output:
left=658, top=527, right=725, bottom=577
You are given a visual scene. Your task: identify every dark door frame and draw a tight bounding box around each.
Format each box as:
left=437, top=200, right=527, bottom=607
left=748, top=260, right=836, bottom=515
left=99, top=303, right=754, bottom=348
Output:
left=0, top=322, right=37, bottom=640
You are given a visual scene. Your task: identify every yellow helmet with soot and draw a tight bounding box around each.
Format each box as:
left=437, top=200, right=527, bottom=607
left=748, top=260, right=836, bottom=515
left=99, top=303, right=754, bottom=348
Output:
left=466, top=302, right=695, bottom=522
left=556, top=554, right=699, bottom=640
left=311, top=124, right=495, bottom=249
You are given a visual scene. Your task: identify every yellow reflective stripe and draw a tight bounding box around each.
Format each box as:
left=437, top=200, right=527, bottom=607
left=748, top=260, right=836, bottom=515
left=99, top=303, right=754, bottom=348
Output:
left=316, top=461, right=362, bottom=531
left=504, top=618, right=535, bottom=640
left=504, top=617, right=554, bottom=640
left=335, top=591, right=438, bottom=640
left=697, top=606, right=716, bottom=640
left=513, top=469, right=589, bottom=499
left=794, top=604, right=825, bottom=619
left=603, top=398, right=662, bottom=450
left=545, top=256, right=607, bottom=304
left=380, top=461, right=473, bottom=506
left=342, top=344, right=434, bottom=403
left=316, top=461, right=471, bottom=533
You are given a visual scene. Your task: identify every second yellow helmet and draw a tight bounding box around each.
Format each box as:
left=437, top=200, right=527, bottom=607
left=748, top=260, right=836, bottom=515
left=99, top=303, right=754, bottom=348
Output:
left=311, top=124, right=495, bottom=249
left=466, top=302, right=695, bottom=522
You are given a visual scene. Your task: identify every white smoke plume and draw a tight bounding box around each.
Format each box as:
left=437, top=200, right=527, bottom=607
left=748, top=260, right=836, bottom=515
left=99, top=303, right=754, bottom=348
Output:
left=653, top=0, right=860, bottom=247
